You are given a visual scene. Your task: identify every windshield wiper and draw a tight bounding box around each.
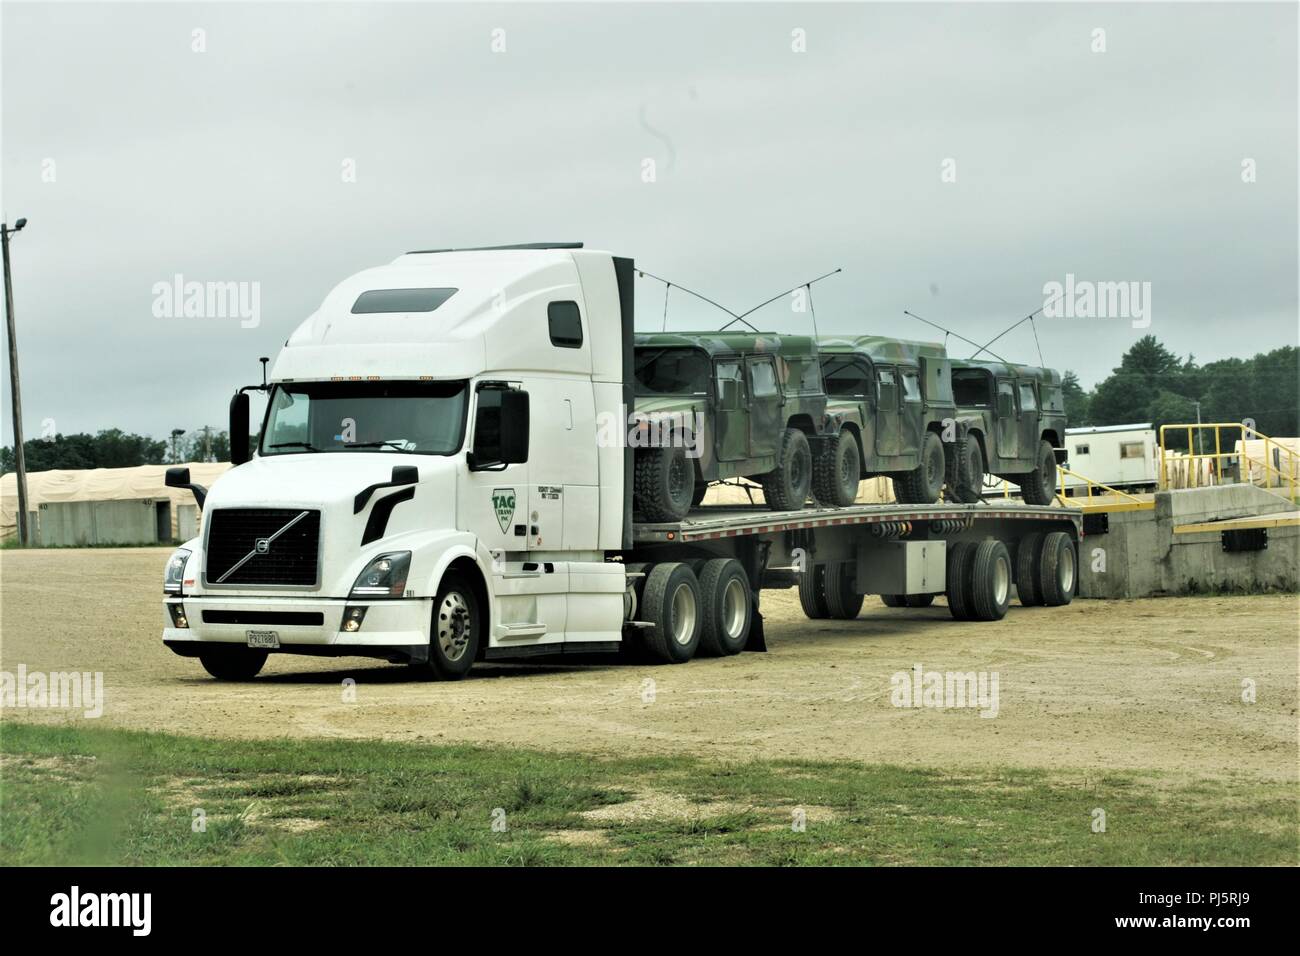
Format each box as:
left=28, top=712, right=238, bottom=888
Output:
left=268, top=441, right=319, bottom=452
left=345, top=440, right=408, bottom=450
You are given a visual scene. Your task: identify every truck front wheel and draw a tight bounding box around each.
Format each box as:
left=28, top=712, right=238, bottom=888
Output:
left=199, top=647, right=268, bottom=681
left=421, top=573, right=481, bottom=680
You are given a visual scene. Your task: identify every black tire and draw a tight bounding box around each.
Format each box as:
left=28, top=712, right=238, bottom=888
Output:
left=640, top=562, right=702, bottom=663
left=880, top=593, right=906, bottom=608
left=698, top=558, right=752, bottom=656
left=824, top=561, right=863, bottom=619
left=904, top=594, right=936, bottom=608
left=812, top=430, right=861, bottom=507
left=198, top=646, right=267, bottom=681
left=761, top=428, right=813, bottom=511
left=895, top=431, right=946, bottom=504
left=634, top=445, right=693, bottom=522
left=798, top=564, right=830, bottom=619
left=943, top=433, right=961, bottom=497
left=1015, top=532, right=1045, bottom=606
left=691, top=480, right=708, bottom=509
left=1039, top=531, right=1077, bottom=606
left=1020, top=440, right=1059, bottom=505
left=418, top=572, right=482, bottom=680
left=969, top=539, right=1012, bottom=621
left=945, top=541, right=977, bottom=621
left=954, top=437, right=985, bottom=503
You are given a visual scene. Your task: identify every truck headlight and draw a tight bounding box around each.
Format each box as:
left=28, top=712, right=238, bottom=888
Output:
left=164, top=548, right=191, bottom=594
left=349, top=551, right=411, bottom=598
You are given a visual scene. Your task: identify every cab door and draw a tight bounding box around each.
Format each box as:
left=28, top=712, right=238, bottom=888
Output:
left=713, top=359, right=747, bottom=463
left=898, top=366, right=924, bottom=468
left=875, top=366, right=902, bottom=457
left=746, top=355, right=782, bottom=459
left=995, top=379, right=1018, bottom=462
left=460, top=382, right=529, bottom=554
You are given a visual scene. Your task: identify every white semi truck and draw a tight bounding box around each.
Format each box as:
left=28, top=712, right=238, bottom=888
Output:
left=162, top=244, right=1082, bottom=680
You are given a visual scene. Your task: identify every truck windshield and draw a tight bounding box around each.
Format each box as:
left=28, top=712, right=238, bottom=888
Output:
left=634, top=348, right=710, bottom=395
left=259, top=380, right=469, bottom=456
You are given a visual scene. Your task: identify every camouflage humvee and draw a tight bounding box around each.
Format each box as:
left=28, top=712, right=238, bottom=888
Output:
left=814, top=336, right=958, bottom=505
left=632, top=332, right=830, bottom=520
left=949, top=360, right=1068, bottom=505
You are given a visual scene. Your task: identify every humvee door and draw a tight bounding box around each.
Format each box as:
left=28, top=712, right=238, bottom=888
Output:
left=1017, top=380, right=1039, bottom=466
left=995, top=378, right=1018, bottom=461
left=714, top=359, right=746, bottom=462
left=746, top=354, right=782, bottom=459
left=875, top=366, right=902, bottom=456
left=898, top=365, right=924, bottom=469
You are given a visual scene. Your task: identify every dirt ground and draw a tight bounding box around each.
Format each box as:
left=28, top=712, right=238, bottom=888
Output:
left=1, top=547, right=1296, bottom=781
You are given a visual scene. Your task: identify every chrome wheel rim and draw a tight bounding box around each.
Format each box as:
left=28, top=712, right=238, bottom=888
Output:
left=1059, top=546, right=1076, bottom=593
left=993, top=556, right=1010, bottom=605
left=437, top=591, right=472, bottom=662
left=722, top=577, right=747, bottom=639
left=671, top=582, right=697, bottom=646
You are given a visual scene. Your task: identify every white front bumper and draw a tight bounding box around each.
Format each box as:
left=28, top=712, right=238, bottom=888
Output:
left=163, top=595, right=431, bottom=649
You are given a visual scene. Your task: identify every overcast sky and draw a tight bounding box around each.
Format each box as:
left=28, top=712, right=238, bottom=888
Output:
left=1, top=1, right=1296, bottom=444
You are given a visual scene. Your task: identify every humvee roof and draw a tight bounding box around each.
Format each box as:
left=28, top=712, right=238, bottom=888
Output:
left=951, top=358, right=1062, bottom=387
left=634, top=331, right=819, bottom=360
left=817, top=335, right=947, bottom=364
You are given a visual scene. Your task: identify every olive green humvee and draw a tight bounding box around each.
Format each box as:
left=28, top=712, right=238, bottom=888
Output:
left=814, top=336, right=958, bottom=505
left=949, top=360, right=1068, bottom=505
left=632, top=332, right=830, bottom=520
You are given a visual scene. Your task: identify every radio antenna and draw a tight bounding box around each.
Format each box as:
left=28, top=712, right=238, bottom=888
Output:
left=903, top=310, right=1009, bottom=363
left=720, top=268, right=841, bottom=333
left=637, top=270, right=741, bottom=331
left=968, top=289, right=1064, bottom=362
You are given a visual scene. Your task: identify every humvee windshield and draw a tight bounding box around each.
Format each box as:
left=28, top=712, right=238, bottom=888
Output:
left=634, top=348, right=710, bottom=395
left=819, top=356, right=872, bottom=396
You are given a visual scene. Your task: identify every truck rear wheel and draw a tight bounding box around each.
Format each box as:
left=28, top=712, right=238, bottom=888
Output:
left=945, top=541, right=977, bottom=620
left=1015, top=532, right=1045, bottom=606
left=761, top=428, right=812, bottom=511
left=825, top=561, right=864, bottom=619
left=420, top=573, right=481, bottom=680
left=698, top=558, right=752, bottom=656
left=634, top=445, right=693, bottom=522
left=1019, top=440, right=1059, bottom=505
left=1038, top=532, right=1077, bottom=606
left=640, top=562, right=702, bottom=663
left=797, top=564, right=830, bottom=618
left=880, top=593, right=905, bottom=607
left=895, top=431, right=945, bottom=504
left=970, top=539, right=1012, bottom=621
left=954, top=438, right=985, bottom=503
left=813, top=430, right=860, bottom=506
left=199, top=646, right=267, bottom=681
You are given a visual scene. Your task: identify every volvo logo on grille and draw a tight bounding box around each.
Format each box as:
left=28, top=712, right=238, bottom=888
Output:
left=214, top=511, right=312, bottom=584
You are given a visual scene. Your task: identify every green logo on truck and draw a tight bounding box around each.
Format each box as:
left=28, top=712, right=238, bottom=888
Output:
left=492, top=488, right=516, bottom=533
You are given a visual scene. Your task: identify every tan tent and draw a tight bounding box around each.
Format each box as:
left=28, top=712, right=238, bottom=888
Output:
left=0, top=462, right=231, bottom=541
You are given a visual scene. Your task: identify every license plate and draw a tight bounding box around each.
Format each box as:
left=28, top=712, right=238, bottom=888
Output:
left=246, top=630, right=280, bottom=649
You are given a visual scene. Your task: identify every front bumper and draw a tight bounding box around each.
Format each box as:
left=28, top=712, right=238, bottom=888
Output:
left=163, top=595, right=431, bottom=660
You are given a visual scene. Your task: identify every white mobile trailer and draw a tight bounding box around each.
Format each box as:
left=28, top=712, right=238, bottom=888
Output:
left=1062, top=423, right=1159, bottom=493
left=161, top=244, right=1082, bottom=680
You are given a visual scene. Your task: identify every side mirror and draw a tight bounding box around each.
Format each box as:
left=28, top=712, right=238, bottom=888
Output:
left=230, top=392, right=251, bottom=465
left=470, top=389, right=529, bottom=470
left=166, top=466, right=207, bottom=509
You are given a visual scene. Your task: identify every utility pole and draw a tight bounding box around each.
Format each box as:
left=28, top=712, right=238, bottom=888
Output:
left=2, top=218, right=30, bottom=547
left=170, top=428, right=185, bottom=464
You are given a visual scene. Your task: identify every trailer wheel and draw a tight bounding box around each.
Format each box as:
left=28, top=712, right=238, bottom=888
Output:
left=945, top=541, right=977, bottom=620
left=634, top=445, right=693, bottom=522
left=199, top=647, right=267, bottom=681
left=824, top=561, right=864, bottom=619
left=640, top=562, right=703, bottom=663
left=954, top=438, right=985, bottom=503
left=1019, top=440, right=1059, bottom=506
left=1015, top=532, right=1045, bottom=606
left=895, top=431, right=946, bottom=504
left=970, top=539, right=1012, bottom=621
left=698, top=559, right=752, bottom=656
left=761, top=428, right=812, bottom=511
left=905, top=594, right=935, bottom=608
left=1038, top=532, right=1077, bottom=606
left=880, top=593, right=905, bottom=607
left=812, top=430, right=861, bottom=507
left=797, top=564, right=830, bottom=618
left=418, top=572, right=482, bottom=680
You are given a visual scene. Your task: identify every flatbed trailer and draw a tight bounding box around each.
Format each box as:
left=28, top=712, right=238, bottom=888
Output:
left=624, top=501, right=1082, bottom=655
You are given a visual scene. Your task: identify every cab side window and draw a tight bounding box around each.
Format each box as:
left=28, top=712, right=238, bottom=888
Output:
left=877, top=368, right=898, bottom=411
left=1019, top=382, right=1038, bottom=412
left=715, top=361, right=743, bottom=410
left=547, top=301, right=583, bottom=348
left=750, top=358, right=778, bottom=398
left=901, top=369, right=922, bottom=403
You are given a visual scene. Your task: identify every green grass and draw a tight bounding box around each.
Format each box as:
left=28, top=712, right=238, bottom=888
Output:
left=1, top=721, right=1295, bottom=866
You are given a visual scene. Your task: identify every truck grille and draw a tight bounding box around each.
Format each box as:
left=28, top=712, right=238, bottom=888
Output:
left=204, top=509, right=321, bottom=587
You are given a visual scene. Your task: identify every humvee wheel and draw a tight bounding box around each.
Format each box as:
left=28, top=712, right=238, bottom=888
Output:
left=813, top=430, right=861, bottom=507
left=1020, top=440, right=1059, bottom=506
left=634, top=445, right=694, bottom=521
left=954, top=437, right=985, bottom=503
left=761, top=428, right=812, bottom=511
left=895, top=431, right=945, bottom=504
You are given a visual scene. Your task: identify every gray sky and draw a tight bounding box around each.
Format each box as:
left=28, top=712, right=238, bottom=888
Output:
left=2, top=1, right=1296, bottom=444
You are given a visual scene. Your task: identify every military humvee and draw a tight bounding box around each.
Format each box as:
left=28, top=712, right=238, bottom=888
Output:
left=949, top=360, right=1068, bottom=505
left=814, top=336, right=957, bottom=505
left=632, top=332, right=829, bottom=520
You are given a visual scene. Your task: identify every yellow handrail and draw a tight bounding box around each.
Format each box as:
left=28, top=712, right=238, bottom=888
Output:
left=1158, top=422, right=1299, bottom=501
left=1056, top=465, right=1146, bottom=503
